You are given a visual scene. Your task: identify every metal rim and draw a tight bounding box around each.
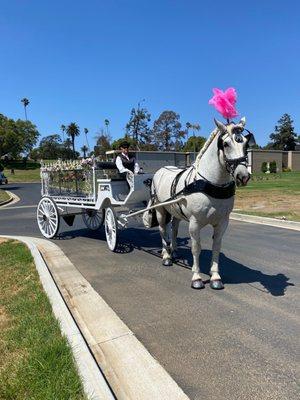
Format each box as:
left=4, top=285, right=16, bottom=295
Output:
left=82, top=209, right=104, bottom=231
left=37, top=197, right=60, bottom=239
left=105, top=207, right=118, bottom=251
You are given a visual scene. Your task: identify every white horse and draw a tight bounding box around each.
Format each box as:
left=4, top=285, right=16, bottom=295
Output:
left=152, top=118, right=255, bottom=290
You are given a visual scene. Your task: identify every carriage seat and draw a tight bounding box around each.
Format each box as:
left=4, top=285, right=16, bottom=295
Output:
left=96, top=161, right=118, bottom=170
left=96, top=161, right=125, bottom=181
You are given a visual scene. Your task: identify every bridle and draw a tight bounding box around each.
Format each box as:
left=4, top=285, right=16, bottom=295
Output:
left=223, top=154, right=248, bottom=177
left=218, top=127, right=253, bottom=178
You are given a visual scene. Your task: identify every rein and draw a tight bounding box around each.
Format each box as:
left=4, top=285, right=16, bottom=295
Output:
left=223, top=154, right=248, bottom=177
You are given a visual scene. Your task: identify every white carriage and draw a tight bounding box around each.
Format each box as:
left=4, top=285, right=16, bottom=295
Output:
left=36, top=160, right=153, bottom=251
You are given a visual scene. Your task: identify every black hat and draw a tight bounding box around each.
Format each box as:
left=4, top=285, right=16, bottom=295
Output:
left=119, top=140, right=130, bottom=149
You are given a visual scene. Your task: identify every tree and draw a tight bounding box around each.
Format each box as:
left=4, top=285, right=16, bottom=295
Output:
left=21, top=98, right=30, bottom=120
left=152, top=111, right=182, bottom=151
left=267, top=114, right=297, bottom=150
left=186, top=122, right=200, bottom=138
left=185, top=122, right=201, bottom=155
left=66, top=122, right=80, bottom=158
left=38, top=134, right=62, bottom=159
left=29, top=147, right=40, bottom=161
left=81, top=145, right=88, bottom=158
left=0, top=113, right=39, bottom=158
left=64, top=138, right=72, bottom=149
left=94, top=130, right=111, bottom=159
left=60, top=140, right=78, bottom=159
left=183, top=136, right=206, bottom=152
left=60, top=124, right=66, bottom=141
left=111, top=136, right=137, bottom=150
left=84, top=128, right=90, bottom=151
left=126, top=107, right=151, bottom=145
left=104, top=119, right=110, bottom=134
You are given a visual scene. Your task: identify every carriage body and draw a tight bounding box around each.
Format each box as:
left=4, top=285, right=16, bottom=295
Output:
left=37, top=160, right=153, bottom=250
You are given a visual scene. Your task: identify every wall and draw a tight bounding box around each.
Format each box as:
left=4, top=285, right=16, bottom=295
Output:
left=249, top=150, right=283, bottom=173
left=248, top=149, right=300, bottom=173
left=288, top=151, right=300, bottom=170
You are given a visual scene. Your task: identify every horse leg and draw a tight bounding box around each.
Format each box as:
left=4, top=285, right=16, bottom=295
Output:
left=156, top=207, right=173, bottom=267
left=189, top=218, right=205, bottom=290
left=209, top=219, right=229, bottom=290
left=171, top=217, right=180, bottom=260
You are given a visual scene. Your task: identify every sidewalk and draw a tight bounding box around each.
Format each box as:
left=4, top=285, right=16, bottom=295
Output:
left=231, top=212, right=300, bottom=231
left=1, top=235, right=189, bottom=400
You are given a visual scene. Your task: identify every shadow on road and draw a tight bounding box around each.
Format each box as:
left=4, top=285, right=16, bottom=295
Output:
left=58, top=226, right=294, bottom=297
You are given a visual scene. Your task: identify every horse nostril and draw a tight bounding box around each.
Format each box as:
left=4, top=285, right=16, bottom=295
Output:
left=236, top=173, right=250, bottom=186
left=242, top=176, right=250, bottom=185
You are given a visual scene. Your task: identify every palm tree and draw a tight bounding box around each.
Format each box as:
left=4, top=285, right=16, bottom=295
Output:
left=21, top=98, right=30, bottom=120
left=61, top=124, right=66, bottom=142
left=186, top=122, right=200, bottom=158
left=81, top=145, right=88, bottom=158
left=104, top=119, right=110, bottom=135
left=66, top=122, right=80, bottom=158
left=84, top=128, right=90, bottom=151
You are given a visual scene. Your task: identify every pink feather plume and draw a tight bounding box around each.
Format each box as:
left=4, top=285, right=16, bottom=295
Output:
left=208, top=87, right=238, bottom=120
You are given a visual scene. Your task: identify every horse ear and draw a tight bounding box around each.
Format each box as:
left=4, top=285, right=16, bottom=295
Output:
left=239, top=116, right=246, bottom=127
left=214, top=119, right=227, bottom=134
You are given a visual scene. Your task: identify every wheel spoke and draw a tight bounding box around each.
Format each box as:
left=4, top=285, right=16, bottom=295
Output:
left=48, top=219, right=56, bottom=228
left=37, top=198, right=59, bottom=238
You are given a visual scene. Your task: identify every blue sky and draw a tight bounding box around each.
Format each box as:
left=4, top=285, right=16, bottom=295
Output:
left=1, top=0, right=299, bottom=151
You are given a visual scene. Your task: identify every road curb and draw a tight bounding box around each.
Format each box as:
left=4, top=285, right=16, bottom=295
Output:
left=0, top=190, right=13, bottom=207
left=1, top=235, right=189, bottom=400
left=0, top=235, right=115, bottom=400
left=0, top=190, right=20, bottom=207
left=230, top=212, right=300, bottom=231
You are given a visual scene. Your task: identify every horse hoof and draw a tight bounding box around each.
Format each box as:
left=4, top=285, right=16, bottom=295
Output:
left=210, top=279, right=224, bottom=290
left=191, top=279, right=205, bottom=290
left=162, top=259, right=173, bottom=267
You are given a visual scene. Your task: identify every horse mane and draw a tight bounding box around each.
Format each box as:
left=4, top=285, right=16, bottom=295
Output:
left=194, top=128, right=220, bottom=172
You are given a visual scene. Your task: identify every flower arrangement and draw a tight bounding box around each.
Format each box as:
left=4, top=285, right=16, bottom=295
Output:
left=41, top=158, right=95, bottom=172
left=208, top=87, right=238, bottom=121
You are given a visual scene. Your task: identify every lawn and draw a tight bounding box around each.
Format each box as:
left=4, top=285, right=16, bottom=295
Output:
left=235, top=171, right=300, bottom=221
left=0, top=189, right=10, bottom=203
left=238, top=171, right=300, bottom=194
left=4, top=168, right=40, bottom=183
left=0, top=239, right=87, bottom=400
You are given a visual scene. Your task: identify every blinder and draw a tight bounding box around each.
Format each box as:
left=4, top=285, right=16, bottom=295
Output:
left=218, top=127, right=254, bottom=177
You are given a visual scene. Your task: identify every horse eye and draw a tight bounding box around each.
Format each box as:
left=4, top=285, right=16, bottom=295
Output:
left=223, top=142, right=229, bottom=148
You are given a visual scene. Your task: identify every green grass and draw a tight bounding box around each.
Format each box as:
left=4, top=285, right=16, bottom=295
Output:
left=237, top=171, right=300, bottom=194
left=4, top=168, right=40, bottom=183
left=0, top=240, right=87, bottom=400
left=0, top=189, right=10, bottom=203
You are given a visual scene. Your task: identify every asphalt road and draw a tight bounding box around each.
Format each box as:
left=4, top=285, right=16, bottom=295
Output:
left=1, top=183, right=299, bottom=400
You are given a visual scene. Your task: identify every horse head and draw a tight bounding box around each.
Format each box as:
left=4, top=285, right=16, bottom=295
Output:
left=214, top=117, right=255, bottom=186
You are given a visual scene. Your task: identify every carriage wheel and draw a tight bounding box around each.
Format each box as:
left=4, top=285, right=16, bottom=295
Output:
left=37, top=197, right=60, bottom=239
left=82, top=209, right=104, bottom=231
left=105, top=207, right=118, bottom=252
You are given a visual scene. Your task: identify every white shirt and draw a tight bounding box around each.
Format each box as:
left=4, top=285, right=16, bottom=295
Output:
left=115, top=153, right=140, bottom=174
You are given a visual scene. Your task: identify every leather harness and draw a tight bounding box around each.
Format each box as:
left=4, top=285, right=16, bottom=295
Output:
left=168, top=167, right=236, bottom=220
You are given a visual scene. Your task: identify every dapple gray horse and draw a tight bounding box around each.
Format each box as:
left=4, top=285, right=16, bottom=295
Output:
left=152, top=118, right=255, bottom=290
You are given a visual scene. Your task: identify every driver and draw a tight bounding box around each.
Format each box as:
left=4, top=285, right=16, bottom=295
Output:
left=115, top=141, right=140, bottom=177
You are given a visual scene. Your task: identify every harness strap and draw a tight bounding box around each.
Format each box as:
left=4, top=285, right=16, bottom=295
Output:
left=185, top=177, right=235, bottom=199
left=167, top=168, right=235, bottom=205
left=170, top=168, right=189, bottom=220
